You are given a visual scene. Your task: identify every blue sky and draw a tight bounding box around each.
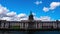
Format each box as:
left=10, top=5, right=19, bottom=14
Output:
left=0, top=0, right=60, bottom=21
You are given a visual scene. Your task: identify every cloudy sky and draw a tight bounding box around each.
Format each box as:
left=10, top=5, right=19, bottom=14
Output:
left=0, top=0, right=60, bottom=21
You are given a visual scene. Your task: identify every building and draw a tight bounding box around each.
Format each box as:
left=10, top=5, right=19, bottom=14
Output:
left=0, top=11, right=60, bottom=30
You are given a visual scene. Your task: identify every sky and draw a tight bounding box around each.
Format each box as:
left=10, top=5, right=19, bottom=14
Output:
left=0, top=0, right=60, bottom=21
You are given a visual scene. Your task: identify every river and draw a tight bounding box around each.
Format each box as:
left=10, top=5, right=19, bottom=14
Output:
left=0, top=31, right=60, bottom=34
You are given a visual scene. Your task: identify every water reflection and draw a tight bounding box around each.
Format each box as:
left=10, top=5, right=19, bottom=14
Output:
left=0, top=31, right=60, bottom=34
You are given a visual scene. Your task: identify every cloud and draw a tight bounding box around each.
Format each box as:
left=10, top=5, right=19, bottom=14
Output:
left=34, top=16, right=40, bottom=20
left=1, top=17, right=12, bottom=21
left=50, top=2, right=60, bottom=10
left=34, top=16, right=53, bottom=21
left=0, top=13, right=28, bottom=21
left=34, top=1, right=42, bottom=5
left=19, top=18, right=28, bottom=20
left=43, top=7, right=49, bottom=12
left=17, top=13, right=27, bottom=18
left=0, top=6, right=28, bottom=21
left=6, top=11, right=16, bottom=17
left=34, top=16, right=52, bottom=21
left=0, top=4, right=9, bottom=14
left=43, top=2, right=60, bottom=12
left=40, top=16, right=51, bottom=21
left=16, top=13, right=28, bottom=21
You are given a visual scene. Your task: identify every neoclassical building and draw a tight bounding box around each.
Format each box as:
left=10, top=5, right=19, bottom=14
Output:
left=0, top=12, right=60, bottom=30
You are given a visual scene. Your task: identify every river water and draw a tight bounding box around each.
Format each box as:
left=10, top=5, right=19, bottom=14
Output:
left=0, top=31, right=60, bottom=34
